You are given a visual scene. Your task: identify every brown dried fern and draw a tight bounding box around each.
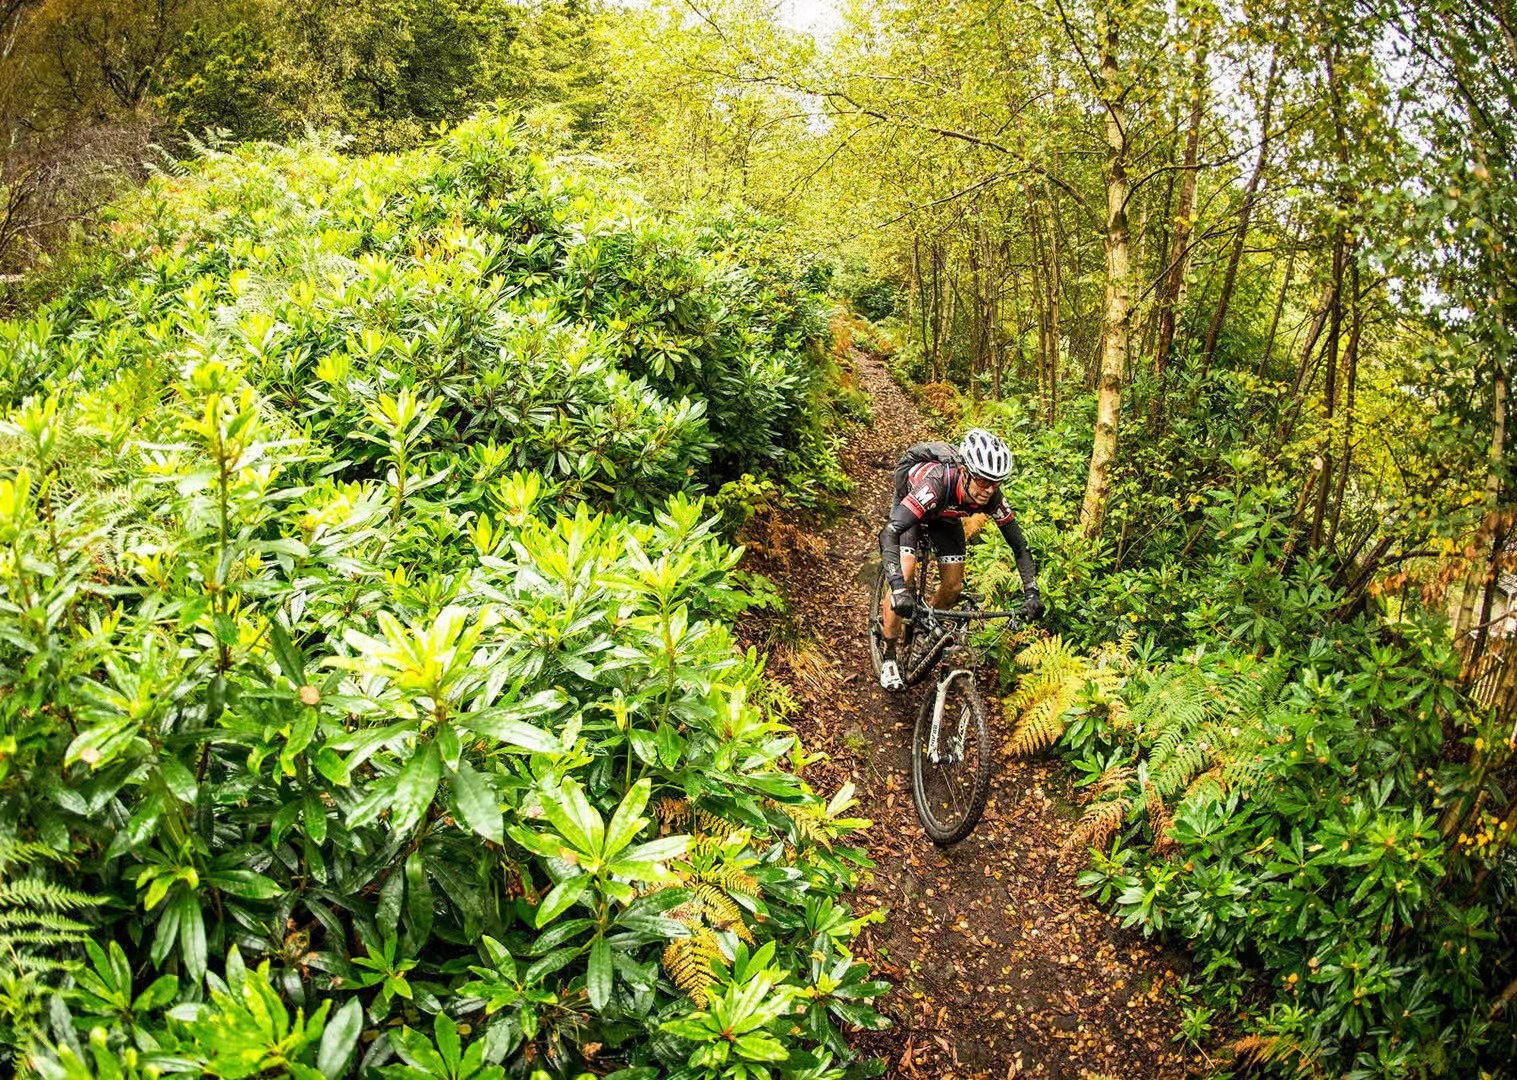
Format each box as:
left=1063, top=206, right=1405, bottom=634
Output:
left=1145, top=783, right=1180, bottom=858
left=1066, top=797, right=1131, bottom=853
left=1090, top=764, right=1135, bottom=801
left=1185, top=764, right=1227, bottom=801
left=654, top=797, right=692, bottom=834
left=654, top=799, right=744, bottom=840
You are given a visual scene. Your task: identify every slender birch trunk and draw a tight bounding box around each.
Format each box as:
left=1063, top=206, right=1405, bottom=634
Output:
left=1080, top=10, right=1132, bottom=540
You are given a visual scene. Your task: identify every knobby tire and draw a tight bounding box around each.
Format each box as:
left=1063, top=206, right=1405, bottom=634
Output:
left=911, top=669, right=991, bottom=845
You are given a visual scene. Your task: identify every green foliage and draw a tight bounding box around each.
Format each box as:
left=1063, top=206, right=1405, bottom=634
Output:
left=0, top=119, right=883, bottom=1078
left=968, top=385, right=1516, bottom=1074
left=0, top=844, right=104, bottom=1070
left=2, top=115, right=843, bottom=510
left=1037, top=631, right=1511, bottom=1075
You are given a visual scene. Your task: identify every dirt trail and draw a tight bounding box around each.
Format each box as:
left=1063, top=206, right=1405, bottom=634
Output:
left=742, top=354, right=1192, bottom=1079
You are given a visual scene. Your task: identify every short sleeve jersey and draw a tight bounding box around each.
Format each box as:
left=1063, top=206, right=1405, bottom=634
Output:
left=899, top=462, right=1017, bottom=528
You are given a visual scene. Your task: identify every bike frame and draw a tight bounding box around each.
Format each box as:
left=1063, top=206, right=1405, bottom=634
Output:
left=917, top=606, right=1018, bottom=763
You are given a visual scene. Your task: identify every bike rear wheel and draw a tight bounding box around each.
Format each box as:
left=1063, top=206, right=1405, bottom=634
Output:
left=911, top=669, right=992, bottom=844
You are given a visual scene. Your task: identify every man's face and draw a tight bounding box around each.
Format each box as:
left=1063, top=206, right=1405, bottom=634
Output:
left=967, top=474, right=998, bottom=506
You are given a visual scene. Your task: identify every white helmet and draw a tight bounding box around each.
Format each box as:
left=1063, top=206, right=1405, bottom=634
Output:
left=959, top=428, right=1013, bottom=483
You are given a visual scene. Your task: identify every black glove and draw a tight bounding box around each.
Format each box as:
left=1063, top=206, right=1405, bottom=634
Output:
left=1022, top=587, right=1045, bottom=620
left=891, top=589, right=916, bottom=619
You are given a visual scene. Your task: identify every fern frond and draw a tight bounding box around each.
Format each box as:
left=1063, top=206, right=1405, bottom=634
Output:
left=1130, top=667, right=1208, bottom=743
left=1007, top=678, right=1076, bottom=756
left=1153, top=743, right=1210, bottom=799
left=0, top=841, right=72, bottom=875
left=768, top=801, right=833, bottom=851
left=1008, top=635, right=1128, bottom=758
left=1220, top=754, right=1266, bottom=794
left=654, top=797, right=692, bottom=833
left=687, top=884, right=755, bottom=943
left=1185, top=764, right=1227, bottom=801
left=692, top=808, right=742, bottom=839
left=1144, top=784, right=1180, bottom=857
left=1232, top=1030, right=1318, bottom=1069
left=1090, top=765, right=1135, bottom=801
left=684, top=863, right=760, bottom=898
left=661, top=928, right=723, bottom=1007
left=1013, top=634, right=1085, bottom=676
left=1066, top=797, right=1130, bottom=853
left=0, top=911, right=94, bottom=934
left=0, top=880, right=99, bottom=912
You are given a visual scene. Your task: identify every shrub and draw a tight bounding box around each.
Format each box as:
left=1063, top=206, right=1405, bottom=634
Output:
left=0, top=116, right=887, bottom=1079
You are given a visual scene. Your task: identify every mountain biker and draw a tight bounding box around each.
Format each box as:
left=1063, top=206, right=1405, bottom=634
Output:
left=877, top=428, right=1043, bottom=691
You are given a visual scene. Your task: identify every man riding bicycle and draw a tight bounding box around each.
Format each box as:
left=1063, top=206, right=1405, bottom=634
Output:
left=877, top=428, right=1043, bottom=691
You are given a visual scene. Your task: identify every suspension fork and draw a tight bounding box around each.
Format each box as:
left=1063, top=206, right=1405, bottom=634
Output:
left=927, top=666, right=976, bottom=762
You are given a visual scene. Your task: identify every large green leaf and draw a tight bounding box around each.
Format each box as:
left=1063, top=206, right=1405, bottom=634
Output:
left=541, top=777, right=604, bottom=859
left=604, top=777, right=651, bottom=860
left=317, top=998, right=363, bottom=1079
left=587, top=933, right=613, bottom=1011
left=392, top=740, right=442, bottom=834
left=450, top=760, right=504, bottom=845
left=535, top=874, right=590, bottom=928
left=454, top=713, right=561, bottom=753
left=177, top=892, right=207, bottom=984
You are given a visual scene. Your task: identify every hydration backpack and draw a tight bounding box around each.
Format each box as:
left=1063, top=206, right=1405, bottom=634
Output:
left=896, top=441, right=961, bottom=473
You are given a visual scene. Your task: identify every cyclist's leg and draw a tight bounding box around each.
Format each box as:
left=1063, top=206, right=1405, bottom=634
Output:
left=881, top=544, right=918, bottom=643
left=882, top=464, right=919, bottom=645
left=926, top=519, right=966, bottom=609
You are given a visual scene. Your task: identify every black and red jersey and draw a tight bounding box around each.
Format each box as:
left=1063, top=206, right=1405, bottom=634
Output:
left=881, top=459, right=1037, bottom=594
left=898, top=461, right=1018, bottom=529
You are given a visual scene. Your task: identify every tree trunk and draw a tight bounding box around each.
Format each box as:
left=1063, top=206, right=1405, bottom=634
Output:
left=1203, top=46, right=1280, bottom=370
left=1271, top=284, right=1336, bottom=452
left=1454, top=361, right=1509, bottom=644
left=988, top=232, right=1003, bottom=399
left=1080, top=11, right=1132, bottom=540
left=1027, top=190, right=1052, bottom=412
left=913, top=236, right=930, bottom=368
left=1326, top=266, right=1364, bottom=550
left=930, top=242, right=944, bottom=382
left=1258, top=215, right=1299, bottom=377
left=1044, top=182, right=1062, bottom=423
left=1153, top=27, right=1209, bottom=384
left=1309, top=224, right=1346, bottom=551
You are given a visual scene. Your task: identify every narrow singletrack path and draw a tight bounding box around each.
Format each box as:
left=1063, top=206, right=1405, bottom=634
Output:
left=742, top=353, right=1193, bottom=1079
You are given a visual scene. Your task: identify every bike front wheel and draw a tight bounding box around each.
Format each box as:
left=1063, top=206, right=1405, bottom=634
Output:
left=911, top=669, right=992, bottom=845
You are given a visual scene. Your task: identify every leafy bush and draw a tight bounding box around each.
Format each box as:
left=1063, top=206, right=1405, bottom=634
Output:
left=1047, top=629, right=1514, bottom=1075
left=1, top=114, right=848, bottom=514
left=0, top=117, right=887, bottom=1078
left=946, top=385, right=1516, bottom=1075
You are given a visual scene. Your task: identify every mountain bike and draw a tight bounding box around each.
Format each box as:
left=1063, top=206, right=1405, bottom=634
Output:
left=869, top=543, right=1025, bottom=844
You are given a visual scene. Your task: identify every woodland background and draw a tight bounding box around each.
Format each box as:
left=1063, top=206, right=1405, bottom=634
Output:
left=1, top=0, right=1515, bottom=1077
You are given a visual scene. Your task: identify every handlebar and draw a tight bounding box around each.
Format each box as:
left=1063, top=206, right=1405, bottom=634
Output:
left=920, top=604, right=1024, bottom=623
